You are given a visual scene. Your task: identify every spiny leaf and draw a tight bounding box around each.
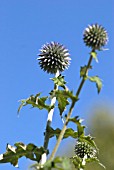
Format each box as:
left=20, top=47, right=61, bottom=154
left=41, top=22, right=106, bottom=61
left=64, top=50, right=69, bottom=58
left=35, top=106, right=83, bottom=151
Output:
left=51, top=74, right=67, bottom=89
left=63, top=128, right=78, bottom=139
left=18, top=93, right=51, bottom=114
left=54, top=90, right=78, bottom=116
left=68, top=116, right=85, bottom=137
left=88, top=76, right=102, bottom=93
left=0, top=143, right=45, bottom=167
left=48, top=127, right=78, bottom=139
left=57, top=93, right=69, bottom=116
left=78, top=135, right=98, bottom=151
left=90, top=51, right=98, bottom=62
left=50, top=90, right=78, bottom=102
left=80, top=65, right=92, bottom=78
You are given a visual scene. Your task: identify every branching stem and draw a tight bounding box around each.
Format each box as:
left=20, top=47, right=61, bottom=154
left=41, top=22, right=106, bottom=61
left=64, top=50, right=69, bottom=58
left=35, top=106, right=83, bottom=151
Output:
left=49, top=52, right=94, bottom=161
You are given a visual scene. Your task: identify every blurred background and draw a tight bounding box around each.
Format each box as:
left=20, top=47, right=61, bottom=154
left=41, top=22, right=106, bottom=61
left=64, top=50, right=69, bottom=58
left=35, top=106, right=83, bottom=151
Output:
left=59, top=106, right=114, bottom=170
left=0, top=0, right=114, bottom=169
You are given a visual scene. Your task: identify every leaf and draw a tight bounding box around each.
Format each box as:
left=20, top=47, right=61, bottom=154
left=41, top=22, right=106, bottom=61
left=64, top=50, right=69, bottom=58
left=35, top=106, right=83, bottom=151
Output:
left=80, top=65, right=92, bottom=78
left=79, top=135, right=98, bottom=151
left=86, top=157, right=106, bottom=169
left=52, top=90, right=78, bottom=116
left=88, top=76, right=102, bottom=93
left=54, top=157, right=73, bottom=170
left=47, top=127, right=78, bottom=139
left=0, top=143, right=46, bottom=167
left=31, top=156, right=73, bottom=170
left=90, top=51, right=98, bottom=62
left=68, top=116, right=85, bottom=137
left=18, top=93, right=51, bottom=114
left=71, top=155, right=84, bottom=169
left=51, top=74, right=67, bottom=89
left=80, top=65, right=88, bottom=78
left=63, top=128, right=78, bottom=139
left=57, top=92, right=69, bottom=116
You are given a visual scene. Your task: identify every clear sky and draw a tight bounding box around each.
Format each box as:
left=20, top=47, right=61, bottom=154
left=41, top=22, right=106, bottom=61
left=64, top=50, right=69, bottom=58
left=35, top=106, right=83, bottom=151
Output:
left=0, top=0, right=114, bottom=169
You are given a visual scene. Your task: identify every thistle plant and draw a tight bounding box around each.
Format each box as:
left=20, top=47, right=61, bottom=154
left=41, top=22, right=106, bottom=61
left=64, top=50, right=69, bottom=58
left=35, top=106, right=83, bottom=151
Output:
left=0, top=24, right=108, bottom=170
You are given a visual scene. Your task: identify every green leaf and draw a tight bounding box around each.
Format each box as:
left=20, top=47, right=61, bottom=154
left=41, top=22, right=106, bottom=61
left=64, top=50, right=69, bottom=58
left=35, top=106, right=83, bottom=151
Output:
left=90, top=51, right=98, bottom=62
left=68, top=116, right=85, bottom=137
left=30, top=157, right=73, bottom=170
left=86, top=157, right=106, bottom=169
left=47, top=127, right=78, bottom=139
left=18, top=93, right=51, bottom=114
left=50, top=90, right=78, bottom=116
left=56, top=92, right=69, bottom=116
left=88, top=76, right=102, bottom=93
left=51, top=74, right=67, bottom=89
left=71, top=155, right=85, bottom=169
left=79, top=135, right=98, bottom=151
left=0, top=143, right=46, bottom=167
left=80, top=65, right=88, bottom=78
left=80, top=65, right=92, bottom=78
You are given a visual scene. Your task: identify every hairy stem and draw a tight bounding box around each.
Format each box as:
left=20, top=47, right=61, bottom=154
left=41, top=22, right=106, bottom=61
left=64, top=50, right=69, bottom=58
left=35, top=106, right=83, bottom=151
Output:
left=49, top=52, right=93, bottom=161
left=40, top=70, right=60, bottom=164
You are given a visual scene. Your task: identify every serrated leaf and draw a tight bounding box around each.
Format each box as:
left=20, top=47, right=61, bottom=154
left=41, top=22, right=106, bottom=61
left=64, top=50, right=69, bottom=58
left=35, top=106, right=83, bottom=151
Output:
left=79, top=135, right=98, bottom=151
left=0, top=143, right=45, bottom=167
left=63, top=128, right=78, bottom=139
left=80, top=65, right=92, bottom=78
left=51, top=74, right=67, bottom=89
left=88, top=76, right=102, bottom=93
left=68, top=116, right=85, bottom=137
left=48, top=127, right=78, bottom=139
left=57, top=93, right=69, bottom=116
left=18, top=93, right=51, bottom=114
left=90, top=51, right=98, bottom=62
left=53, top=90, right=78, bottom=116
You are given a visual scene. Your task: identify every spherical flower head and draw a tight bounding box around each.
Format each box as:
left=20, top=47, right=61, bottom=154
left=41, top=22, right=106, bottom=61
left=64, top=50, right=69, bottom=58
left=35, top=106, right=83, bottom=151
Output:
left=83, top=24, right=108, bottom=50
left=37, top=42, right=71, bottom=74
left=74, top=141, right=97, bottom=159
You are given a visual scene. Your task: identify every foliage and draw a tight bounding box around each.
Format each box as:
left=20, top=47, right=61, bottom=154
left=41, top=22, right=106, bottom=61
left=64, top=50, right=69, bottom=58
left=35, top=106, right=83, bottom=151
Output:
left=0, top=24, right=108, bottom=170
left=0, top=143, right=46, bottom=168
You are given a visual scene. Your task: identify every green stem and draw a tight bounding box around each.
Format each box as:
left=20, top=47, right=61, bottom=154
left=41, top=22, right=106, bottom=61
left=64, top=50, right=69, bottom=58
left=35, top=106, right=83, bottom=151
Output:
left=49, top=52, right=94, bottom=161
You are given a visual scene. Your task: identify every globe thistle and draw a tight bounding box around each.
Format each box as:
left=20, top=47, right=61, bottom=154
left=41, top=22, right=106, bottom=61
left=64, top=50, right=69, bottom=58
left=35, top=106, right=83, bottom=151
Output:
left=37, top=42, right=71, bottom=74
left=83, top=24, right=108, bottom=50
left=74, top=141, right=97, bottom=159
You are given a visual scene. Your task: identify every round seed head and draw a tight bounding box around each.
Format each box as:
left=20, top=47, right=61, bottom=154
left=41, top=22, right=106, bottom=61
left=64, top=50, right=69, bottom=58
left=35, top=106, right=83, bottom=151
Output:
left=83, top=24, right=108, bottom=50
left=37, top=42, right=71, bottom=74
left=74, top=141, right=97, bottom=159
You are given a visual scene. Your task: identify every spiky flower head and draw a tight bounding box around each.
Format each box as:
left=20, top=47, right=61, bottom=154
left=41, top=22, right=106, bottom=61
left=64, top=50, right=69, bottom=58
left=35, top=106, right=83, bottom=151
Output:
left=83, top=24, right=108, bottom=50
left=37, top=42, right=71, bottom=74
left=74, top=141, right=97, bottom=159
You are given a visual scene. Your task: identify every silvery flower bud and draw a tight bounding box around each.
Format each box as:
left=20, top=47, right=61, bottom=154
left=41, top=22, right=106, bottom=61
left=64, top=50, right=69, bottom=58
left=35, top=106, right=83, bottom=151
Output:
left=83, top=24, right=108, bottom=50
left=38, top=42, right=71, bottom=74
left=74, top=141, right=97, bottom=159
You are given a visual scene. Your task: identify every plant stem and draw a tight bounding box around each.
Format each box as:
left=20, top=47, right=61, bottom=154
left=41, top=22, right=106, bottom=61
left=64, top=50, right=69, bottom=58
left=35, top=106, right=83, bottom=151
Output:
left=40, top=70, right=59, bottom=164
left=49, top=52, right=93, bottom=161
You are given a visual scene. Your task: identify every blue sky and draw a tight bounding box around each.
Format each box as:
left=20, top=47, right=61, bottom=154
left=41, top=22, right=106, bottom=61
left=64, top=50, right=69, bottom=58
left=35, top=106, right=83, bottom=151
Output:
left=0, top=0, right=114, bottom=169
